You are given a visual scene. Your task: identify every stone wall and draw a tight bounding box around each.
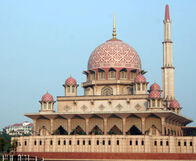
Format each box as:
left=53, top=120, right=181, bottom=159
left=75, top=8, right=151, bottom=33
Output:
left=14, top=135, right=196, bottom=153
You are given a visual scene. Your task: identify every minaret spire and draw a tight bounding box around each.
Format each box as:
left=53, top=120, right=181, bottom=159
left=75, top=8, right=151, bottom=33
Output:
left=162, top=4, right=175, bottom=101
left=112, top=12, right=117, bottom=39
left=165, top=4, right=170, bottom=20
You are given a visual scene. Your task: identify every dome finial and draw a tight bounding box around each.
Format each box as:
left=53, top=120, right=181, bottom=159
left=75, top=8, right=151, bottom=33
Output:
left=112, top=12, right=117, bottom=39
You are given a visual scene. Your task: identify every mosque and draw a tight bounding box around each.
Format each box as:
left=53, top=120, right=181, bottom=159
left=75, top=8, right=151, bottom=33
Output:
left=14, top=4, right=196, bottom=160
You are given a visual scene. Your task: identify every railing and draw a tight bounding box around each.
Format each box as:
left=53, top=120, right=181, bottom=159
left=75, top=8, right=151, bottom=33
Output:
left=0, top=154, right=44, bottom=161
left=13, top=135, right=196, bottom=153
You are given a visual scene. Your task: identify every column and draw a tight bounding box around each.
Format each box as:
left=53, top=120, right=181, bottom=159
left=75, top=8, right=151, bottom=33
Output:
left=141, top=117, right=145, bottom=135
left=33, top=119, right=37, bottom=136
left=122, top=117, right=126, bottom=135
left=161, top=117, right=166, bottom=136
left=68, top=118, right=71, bottom=135
left=85, top=118, right=89, bottom=135
left=50, top=118, right=54, bottom=135
left=104, top=118, right=108, bottom=135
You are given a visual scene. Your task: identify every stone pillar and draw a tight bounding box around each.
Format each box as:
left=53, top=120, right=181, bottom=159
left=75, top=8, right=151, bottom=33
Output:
left=104, top=118, right=108, bottom=135
left=141, top=117, right=146, bottom=134
left=85, top=118, right=89, bottom=135
left=161, top=117, right=166, bottom=136
left=33, top=119, right=37, bottom=136
left=169, top=136, right=176, bottom=153
left=50, top=118, right=54, bottom=135
left=122, top=117, right=126, bottom=135
left=68, top=118, right=71, bottom=135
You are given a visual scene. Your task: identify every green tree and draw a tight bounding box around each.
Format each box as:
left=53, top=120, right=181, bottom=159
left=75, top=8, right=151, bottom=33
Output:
left=10, top=139, right=18, bottom=152
left=0, top=137, right=6, bottom=154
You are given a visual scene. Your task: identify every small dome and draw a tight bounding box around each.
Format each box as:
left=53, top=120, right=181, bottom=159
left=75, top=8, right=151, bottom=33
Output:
left=65, top=76, right=77, bottom=86
left=170, top=100, right=180, bottom=108
left=88, top=39, right=141, bottom=70
left=42, top=92, right=54, bottom=102
left=149, top=90, right=161, bottom=99
left=150, top=82, right=161, bottom=91
left=135, top=74, right=146, bottom=83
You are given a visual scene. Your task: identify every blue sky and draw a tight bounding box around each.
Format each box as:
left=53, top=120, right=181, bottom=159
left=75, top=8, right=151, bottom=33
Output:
left=0, top=0, right=196, bottom=129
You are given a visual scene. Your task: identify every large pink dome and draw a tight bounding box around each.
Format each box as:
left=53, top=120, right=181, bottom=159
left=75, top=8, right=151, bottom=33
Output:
left=88, top=39, right=142, bottom=70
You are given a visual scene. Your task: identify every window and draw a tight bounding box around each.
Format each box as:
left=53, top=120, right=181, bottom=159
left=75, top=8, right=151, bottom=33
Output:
left=69, top=140, right=72, bottom=145
left=136, top=140, right=138, bottom=145
left=72, top=87, right=75, bottom=93
left=184, top=141, right=186, bottom=146
left=108, top=140, right=111, bottom=145
left=142, top=84, right=145, bottom=90
left=58, top=140, right=60, bottom=145
left=117, top=140, right=119, bottom=145
left=178, top=141, right=181, bottom=146
left=103, top=140, right=105, bottom=145
left=50, top=140, right=53, bottom=145
left=120, top=70, right=127, bottom=79
left=130, top=140, right=132, bottom=145
left=141, top=140, right=144, bottom=146
left=77, top=140, right=80, bottom=145
left=97, top=140, right=99, bottom=145
left=152, top=100, right=155, bottom=107
left=98, top=70, right=106, bottom=80
left=160, top=141, right=163, bottom=146
left=67, top=86, right=70, bottom=92
left=48, top=103, right=51, bottom=109
left=64, top=140, right=66, bottom=145
left=108, top=69, right=116, bottom=79
left=44, top=103, right=47, bottom=110
left=34, top=140, right=37, bottom=145
left=154, top=141, right=157, bottom=146
left=130, top=72, right=136, bottom=80
left=166, top=141, right=169, bottom=146
left=157, top=101, right=160, bottom=107
left=88, top=140, right=91, bottom=145
left=137, top=84, right=140, bottom=90
left=24, top=141, right=27, bottom=146
left=190, top=142, right=193, bottom=146
left=40, top=141, right=42, bottom=145
left=83, top=140, right=85, bottom=145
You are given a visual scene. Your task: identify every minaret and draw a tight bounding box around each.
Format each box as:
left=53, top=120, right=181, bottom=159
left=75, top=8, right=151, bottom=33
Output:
left=162, top=4, right=175, bottom=100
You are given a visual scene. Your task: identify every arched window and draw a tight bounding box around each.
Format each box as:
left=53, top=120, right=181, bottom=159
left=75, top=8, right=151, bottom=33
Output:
left=48, top=103, right=51, bottom=109
left=67, top=86, right=70, bottom=92
left=90, top=71, right=96, bottom=80
left=130, top=71, right=136, bottom=80
left=98, top=69, right=106, bottom=80
left=44, top=103, right=47, bottom=110
left=137, top=84, right=140, bottom=90
left=108, top=68, right=116, bottom=80
left=72, top=87, right=75, bottom=93
left=101, top=86, right=113, bottom=96
left=119, top=69, right=127, bottom=79
left=152, top=100, right=155, bottom=107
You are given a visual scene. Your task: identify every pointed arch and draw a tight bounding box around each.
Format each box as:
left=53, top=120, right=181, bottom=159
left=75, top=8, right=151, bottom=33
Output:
left=127, top=125, right=142, bottom=135
left=89, top=125, right=103, bottom=135
left=53, top=126, right=68, bottom=135
left=70, top=125, right=86, bottom=135
left=98, top=68, right=106, bottom=80
left=108, top=125, right=122, bottom=135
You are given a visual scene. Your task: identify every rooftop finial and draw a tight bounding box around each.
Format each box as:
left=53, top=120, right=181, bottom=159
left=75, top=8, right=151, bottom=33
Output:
left=165, top=4, right=170, bottom=20
left=112, top=12, right=116, bottom=39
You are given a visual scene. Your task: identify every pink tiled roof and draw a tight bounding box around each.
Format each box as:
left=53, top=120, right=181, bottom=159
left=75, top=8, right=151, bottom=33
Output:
left=41, top=92, right=54, bottom=102
left=65, top=76, right=77, bottom=86
left=149, top=90, right=161, bottom=99
left=135, top=74, right=146, bottom=83
left=150, top=82, right=160, bottom=91
left=88, top=39, right=141, bottom=70
left=170, top=100, right=180, bottom=108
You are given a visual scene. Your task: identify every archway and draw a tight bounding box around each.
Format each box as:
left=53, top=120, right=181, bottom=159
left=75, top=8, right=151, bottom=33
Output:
left=108, top=125, right=122, bottom=135
left=89, top=125, right=103, bottom=135
left=127, top=125, right=142, bottom=135
left=70, top=125, right=86, bottom=135
left=53, top=126, right=68, bottom=135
